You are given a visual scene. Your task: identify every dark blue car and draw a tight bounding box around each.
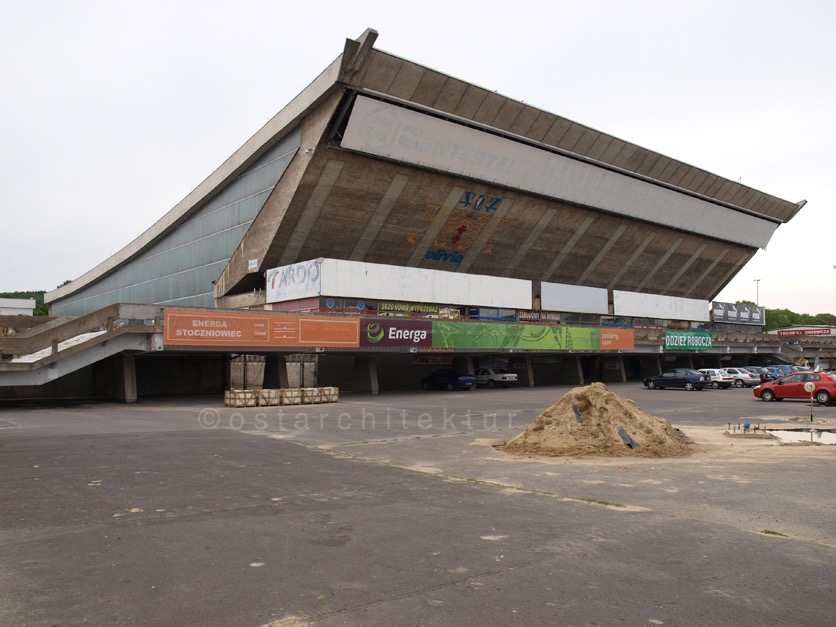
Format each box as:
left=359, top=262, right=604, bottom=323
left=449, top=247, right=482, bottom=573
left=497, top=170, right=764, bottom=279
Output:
left=643, top=368, right=707, bottom=391
left=421, top=369, right=476, bottom=391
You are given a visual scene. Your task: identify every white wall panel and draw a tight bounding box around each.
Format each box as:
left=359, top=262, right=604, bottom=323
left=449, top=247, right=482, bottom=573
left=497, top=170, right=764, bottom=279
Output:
left=613, top=290, right=709, bottom=321
left=312, top=259, right=530, bottom=308
left=266, top=260, right=322, bottom=302
left=540, top=282, right=608, bottom=314
left=343, top=96, right=778, bottom=249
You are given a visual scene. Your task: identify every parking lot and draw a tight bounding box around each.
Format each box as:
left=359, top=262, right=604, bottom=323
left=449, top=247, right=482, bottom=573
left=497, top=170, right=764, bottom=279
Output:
left=1, top=383, right=834, bottom=626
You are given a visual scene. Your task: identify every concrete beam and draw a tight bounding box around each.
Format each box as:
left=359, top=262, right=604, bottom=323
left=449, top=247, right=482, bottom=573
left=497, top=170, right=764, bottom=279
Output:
left=636, top=238, right=682, bottom=291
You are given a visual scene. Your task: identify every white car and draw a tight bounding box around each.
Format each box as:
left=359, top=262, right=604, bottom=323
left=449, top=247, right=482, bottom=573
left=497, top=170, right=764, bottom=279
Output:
left=474, top=368, right=518, bottom=388
left=723, top=367, right=761, bottom=388
left=698, top=368, right=734, bottom=389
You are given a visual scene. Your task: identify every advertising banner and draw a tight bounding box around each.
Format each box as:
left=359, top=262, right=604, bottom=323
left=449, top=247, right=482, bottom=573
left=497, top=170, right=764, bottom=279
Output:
left=776, top=328, right=832, bottom=336
left=164, top=310, right=359, bottom=347
left=517, top=310, right=562, bottom=323
left=431, top=322, right=633, bottom=351
left=163, top=311, right=637, bottom=352
left=360, top=319, right=433, bottom=348
left=664, top=330, right=712, bottom=351
left=600, top=329, right=634, bottom=350
left=711, top=301, right=765, bottom=326
left=378, top=302, right=439, bottom=315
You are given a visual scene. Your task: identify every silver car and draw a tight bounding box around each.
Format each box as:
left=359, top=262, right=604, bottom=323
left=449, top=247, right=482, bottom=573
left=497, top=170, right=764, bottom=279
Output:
left=723, top=367, right=760, bottom=388
left=698, top=368, right=734, bottom=389
left=474, top=368, right=519, bottom=388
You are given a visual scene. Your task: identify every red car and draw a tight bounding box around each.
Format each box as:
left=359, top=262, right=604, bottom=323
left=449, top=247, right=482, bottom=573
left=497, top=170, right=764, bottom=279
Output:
left=753, top=372, right=836, bottom=405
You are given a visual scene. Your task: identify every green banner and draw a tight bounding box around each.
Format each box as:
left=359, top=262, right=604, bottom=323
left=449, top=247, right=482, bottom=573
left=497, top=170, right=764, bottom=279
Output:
left=664, top=330, right=712, bottom=351
left=431, top=321, right=600, bottom=350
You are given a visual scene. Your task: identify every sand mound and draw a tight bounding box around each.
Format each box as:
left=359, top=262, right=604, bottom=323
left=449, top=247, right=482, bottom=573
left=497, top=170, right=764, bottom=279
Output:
left=500, top=382, right=691, bottom=458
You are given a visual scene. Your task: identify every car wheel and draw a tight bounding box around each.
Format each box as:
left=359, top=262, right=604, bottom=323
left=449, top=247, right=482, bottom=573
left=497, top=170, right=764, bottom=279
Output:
left=685, top=381, right=695, bottom=391
left=446, top=382, right=454, bottom=391
left=760, top=389, right=775, bottom=402
left=734, top=379, right=744, bottom=388
left=815, top=390, right=831, bottom=405
left=711, top=381, right=719, bottom=389
left=487, top=380, right=495, bottom=389
left=647, top=381, right=656, bottom=389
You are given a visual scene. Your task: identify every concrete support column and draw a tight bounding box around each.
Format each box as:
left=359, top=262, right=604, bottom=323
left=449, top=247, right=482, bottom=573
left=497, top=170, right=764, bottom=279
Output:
left=673, top=355, right=693, bottom=369
left=560, top=356, right=583, bottom=385
left=263, top=354, right=290, bottom=389
left=616, top=356, right=627, bottom=383
left=641, top=356, right=663, bottom=378
left=515, top=357, right=535, bottom=387
left=115, top=354, right=137, bottom=403
left=352, top=356, right=379, bottom=394
left=453, top=355, right=474, bottom=375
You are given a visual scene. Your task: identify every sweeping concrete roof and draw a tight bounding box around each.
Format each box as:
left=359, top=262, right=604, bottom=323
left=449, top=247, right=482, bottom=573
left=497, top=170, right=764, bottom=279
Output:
left=47, top=28, right=803, bottom=309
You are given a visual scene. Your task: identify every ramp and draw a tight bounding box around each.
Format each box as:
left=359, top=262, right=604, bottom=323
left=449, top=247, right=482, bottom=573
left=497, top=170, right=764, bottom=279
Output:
left=0, top=304, right=163, bottom=390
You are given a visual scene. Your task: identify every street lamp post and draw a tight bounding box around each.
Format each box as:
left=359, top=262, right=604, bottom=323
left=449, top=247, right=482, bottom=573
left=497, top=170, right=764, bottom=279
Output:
left=754, top=279, right=760, bottom=306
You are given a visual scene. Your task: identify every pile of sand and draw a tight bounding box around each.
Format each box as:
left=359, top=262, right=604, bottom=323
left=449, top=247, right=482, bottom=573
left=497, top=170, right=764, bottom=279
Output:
left=500, top=382, right=692, bottom=458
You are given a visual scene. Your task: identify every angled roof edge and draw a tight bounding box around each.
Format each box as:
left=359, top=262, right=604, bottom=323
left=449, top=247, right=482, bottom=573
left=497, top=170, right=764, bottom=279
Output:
left=352, top=46, right=804, bottom=225
left=45, top=33, right=373, bottom=304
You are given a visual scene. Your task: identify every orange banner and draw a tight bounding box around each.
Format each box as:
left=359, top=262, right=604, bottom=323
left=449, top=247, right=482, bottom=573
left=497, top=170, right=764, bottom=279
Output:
left=599, top=329, right=634, bottom=350
left=164, top=310, right=359, bottom=348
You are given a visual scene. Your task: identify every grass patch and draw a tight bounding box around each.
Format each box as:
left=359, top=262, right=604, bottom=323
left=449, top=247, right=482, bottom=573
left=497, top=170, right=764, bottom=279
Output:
left=760, top=529, right=789, bottom=537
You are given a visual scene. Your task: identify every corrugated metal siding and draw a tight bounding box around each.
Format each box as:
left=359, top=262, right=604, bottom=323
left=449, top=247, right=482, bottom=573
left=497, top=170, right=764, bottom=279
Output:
left=52, top=128, right=301, bottom=316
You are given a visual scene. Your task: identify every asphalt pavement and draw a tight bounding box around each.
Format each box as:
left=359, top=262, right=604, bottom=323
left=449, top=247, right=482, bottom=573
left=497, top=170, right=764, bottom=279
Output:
left=1, top=383, right=834, bottom=626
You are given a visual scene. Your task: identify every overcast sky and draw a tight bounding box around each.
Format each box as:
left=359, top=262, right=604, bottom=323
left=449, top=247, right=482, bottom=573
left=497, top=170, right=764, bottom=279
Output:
left=2, top=0, right=834, bottom=314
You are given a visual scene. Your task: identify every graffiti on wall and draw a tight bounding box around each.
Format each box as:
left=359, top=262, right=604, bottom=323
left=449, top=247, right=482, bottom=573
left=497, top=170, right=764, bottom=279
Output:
left=418, top=190, right=512, bottom=264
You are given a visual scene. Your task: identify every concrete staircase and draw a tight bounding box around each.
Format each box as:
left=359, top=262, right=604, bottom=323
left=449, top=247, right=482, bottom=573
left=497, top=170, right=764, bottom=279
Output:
left=0, top=304, right=164, bottom=394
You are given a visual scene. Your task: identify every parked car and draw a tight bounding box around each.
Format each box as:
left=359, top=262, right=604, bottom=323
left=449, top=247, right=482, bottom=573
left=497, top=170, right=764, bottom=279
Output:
left=723, top=367, right=761, bottom=388
left=765, top=366, right=785, bottom=380
left=744, top=366, right=774, bottom=383
left=698, top=368, right=734, bottom=389
left=768, top=364, right=795, bottom=378
left=474, top=368, right=518, bottom=388
left=421, top=369, right=475, bottom=391
left=643, top=368, right=708, bottom=391
left=753, top=372, right=836, bottom=405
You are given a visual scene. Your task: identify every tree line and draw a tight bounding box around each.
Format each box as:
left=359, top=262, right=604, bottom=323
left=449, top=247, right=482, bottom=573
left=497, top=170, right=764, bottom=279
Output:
left=763, top=308, right=836, bottom=330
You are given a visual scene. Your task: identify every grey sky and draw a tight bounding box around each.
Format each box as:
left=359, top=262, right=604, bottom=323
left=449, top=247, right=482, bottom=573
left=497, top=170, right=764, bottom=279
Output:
left=2, top=0, right=834, bottom=314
